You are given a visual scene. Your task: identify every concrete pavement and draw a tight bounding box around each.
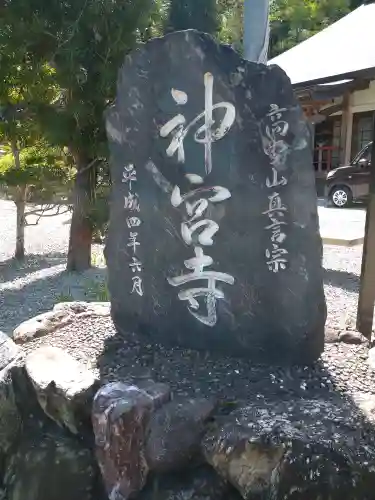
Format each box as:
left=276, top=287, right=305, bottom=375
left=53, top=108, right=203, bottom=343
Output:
left=318, top=200, right=366, bottom=246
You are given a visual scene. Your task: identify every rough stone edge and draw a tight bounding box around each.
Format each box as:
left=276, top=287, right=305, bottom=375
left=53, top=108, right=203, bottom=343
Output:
left=12, top=302, right=111, bottom=344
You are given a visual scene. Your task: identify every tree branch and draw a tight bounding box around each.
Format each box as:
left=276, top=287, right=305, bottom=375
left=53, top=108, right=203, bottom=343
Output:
left=75, top=157, right=105, bottom=176
left=24, top=203, right=71, bottom=226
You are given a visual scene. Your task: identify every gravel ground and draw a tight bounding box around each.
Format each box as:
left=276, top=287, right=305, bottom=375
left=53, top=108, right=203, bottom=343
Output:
left=323, top=244, right=362, bottom=330
left=21, top=313, right=374, bottom=418
left=0, top=200, right=107, bottom=334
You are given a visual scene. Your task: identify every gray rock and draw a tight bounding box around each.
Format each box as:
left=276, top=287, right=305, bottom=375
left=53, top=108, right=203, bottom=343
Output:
left=339, top=330, right=367, bottom=345
left=325, top=327, right=340, bottom=343
left=9, top=360, right=49, bottom=426
left=105, top=29, right=326, bottom=364
left=202, top=397, right=375, bottom=499
left=13, top=310, right=74, bottom=344
left=25, top=346, right=98, bottom=435
left=145, top=397, right=215, bottom=472
left=3, top=429, right=97, bottom=500
left=12, top=303, right=110, bottom=345
left=0, top=331, right=21, bottom=370
left=0, top=365, right=22, bottom=463
left=92, top=380, right=170, bottom=500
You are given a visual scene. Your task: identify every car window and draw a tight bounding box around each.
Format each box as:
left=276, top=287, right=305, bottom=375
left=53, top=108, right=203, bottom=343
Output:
left=352, top=142, right=372, bottom=164
left=358, top=146, right=372, bottom=167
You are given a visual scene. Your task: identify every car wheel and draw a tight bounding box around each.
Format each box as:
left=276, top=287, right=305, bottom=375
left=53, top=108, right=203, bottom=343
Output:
left=330, top=186, right=352, bottom=208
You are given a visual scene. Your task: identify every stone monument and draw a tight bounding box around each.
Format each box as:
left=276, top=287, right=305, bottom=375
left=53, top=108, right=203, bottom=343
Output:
left=104, top=30, right=326, bottom=364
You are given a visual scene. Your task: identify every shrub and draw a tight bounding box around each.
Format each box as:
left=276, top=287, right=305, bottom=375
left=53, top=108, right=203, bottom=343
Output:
left=0, top=142, right=75, bottom=203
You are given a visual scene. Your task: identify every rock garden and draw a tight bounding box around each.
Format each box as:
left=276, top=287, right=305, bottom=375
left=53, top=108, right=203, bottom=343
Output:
left=0, top=301, right=374, bottom=500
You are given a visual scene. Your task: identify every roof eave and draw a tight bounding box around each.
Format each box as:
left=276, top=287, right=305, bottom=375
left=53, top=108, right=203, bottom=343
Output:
left=288, top=65, right=375, bottom=89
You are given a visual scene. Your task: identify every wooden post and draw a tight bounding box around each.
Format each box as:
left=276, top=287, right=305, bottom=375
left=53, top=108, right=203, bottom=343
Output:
left=344, top=99, right=354, bottom=164
left=339, top=91, right=353, bottom=165
left=356, top=113, right=375, bottom=339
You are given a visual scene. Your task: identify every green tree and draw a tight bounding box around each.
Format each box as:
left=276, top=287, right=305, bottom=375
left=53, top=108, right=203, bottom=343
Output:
left=1, top=0, right=154, bottom=271
left=218, top=0, right=243, bottom=49
left=0, top=142, right=74, bottom=259
left=0, top=46, right=59, bottom=258
left=269, top=0, right=351, bottom=58
left=217, top=0, right=359, bottom=59
left=350, top=0, right=364, bottom=8
left=141, top=0, right=170, bottom=41
left=166, top=0, right=219, bottom=34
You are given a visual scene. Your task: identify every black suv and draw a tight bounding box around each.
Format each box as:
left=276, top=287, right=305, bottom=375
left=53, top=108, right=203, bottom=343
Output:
left=325, top=142, right=372, bottom=208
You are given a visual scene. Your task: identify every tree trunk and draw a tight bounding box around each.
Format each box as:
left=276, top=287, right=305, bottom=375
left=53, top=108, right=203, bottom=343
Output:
left=11, top=140, right=21, bottom=169
left=14, top=188, right=26, bottom=260
left=11, top=140, right=26, bottom=260
left=67, top=150, right=96, bottom=272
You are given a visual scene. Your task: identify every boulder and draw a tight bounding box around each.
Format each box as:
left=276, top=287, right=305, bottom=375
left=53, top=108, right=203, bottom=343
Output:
left=13, top=310, right=73, bottom=344
left=0, top=366, right=22, bottom=467
left=3, top=429, right=98, bottom=500
left=92, top=380, right=170, bottom=500
left=339, top=330, right=367, bottom=345
left=145, top=397, right=215, bottom=472
left=25, top=346, right=98, bottom=435
left=0, top=332, right=22, bottom=484
left=9, top=361, right=49, bottom=427
left=202, top=397, right=375, bottom=500
left=12, top=303, right=111, bottom=344
left=105, top=29, right=326, bottom=364
left=0, top=331, right=22, bottom=370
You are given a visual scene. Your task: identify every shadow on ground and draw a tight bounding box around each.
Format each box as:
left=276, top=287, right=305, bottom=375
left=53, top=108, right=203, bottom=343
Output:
left=0, top=266, right=107, bottom=334
left=0, top=253, right=67, bottom=283
left=96, top=323, right=359, bottom=404
left=324, top=268, right=359, bottom=293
